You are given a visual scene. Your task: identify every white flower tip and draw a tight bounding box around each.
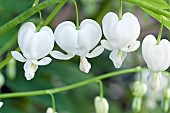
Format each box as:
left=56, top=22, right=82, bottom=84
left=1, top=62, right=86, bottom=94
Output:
left=0, top=102, right=3, bottom=108
left=46, top=107, right=57, bottom=113
left=79, top=57, right=91, bottom=73
left=24, top=61, right=38, bottom=80
left=94, top=96, right=109, bottom=113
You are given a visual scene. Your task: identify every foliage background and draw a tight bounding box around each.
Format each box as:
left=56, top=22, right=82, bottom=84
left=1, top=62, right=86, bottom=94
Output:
left=0, top=0, right=170, bottom=113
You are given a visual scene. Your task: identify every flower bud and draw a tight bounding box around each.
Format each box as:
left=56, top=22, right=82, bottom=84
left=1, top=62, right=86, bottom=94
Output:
left=164, top=88, right=170, bottom=99
left=132, top=97, right=142, bottom=113
left=94, top=96, right=109, bottom=113
left=6, top=59, right=16, bottom=80
left=133, top=81, right=147, bottom=98
left=46, top=107, right=57, bottom=113
left=162, top=98, right=169, bottom=113
left=0, top=102, right=3, bottom=108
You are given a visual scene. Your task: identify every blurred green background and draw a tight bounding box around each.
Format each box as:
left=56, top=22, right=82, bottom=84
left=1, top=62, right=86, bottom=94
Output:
left=0, top=0, right=170, bottom=113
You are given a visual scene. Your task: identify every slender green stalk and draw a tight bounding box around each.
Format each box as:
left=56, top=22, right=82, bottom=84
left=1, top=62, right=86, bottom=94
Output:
left=123, top=0, right=170, bottom=18
left=156, top=17, right=164, bottom=45
left=0, top=68, right=149, bottom=99
left=98, top=80, right=104, bottom=99
left=46, top=92, right=56, bottom=113
left=72, top=0, right=80, bottom=30
left=40, top=0, right=67, bottom=27
left=119, top=0, right=123, bottom=20
left=0, top=0, right=67, bottom=37
left=33, top=0, right=40, bottom=6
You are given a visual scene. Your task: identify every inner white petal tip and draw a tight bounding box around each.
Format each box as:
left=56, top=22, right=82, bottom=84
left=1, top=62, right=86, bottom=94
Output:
left=11, top=51, right=26, bottom=62
left=24, top=61, right=38, bottom=80
left=79, top=57, right=91, bottom=73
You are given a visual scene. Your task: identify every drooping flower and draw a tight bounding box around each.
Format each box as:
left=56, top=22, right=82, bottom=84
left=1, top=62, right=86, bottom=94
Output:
left=46, top=107, right=57, bottom=113
left=101, top=12, right=140, bottom=68
left=50, top=19, right=103, bottom=73
left=142, top=35, right=170, bottom=91
left=94, top=96, right=109, bottom=113
left=11, top=22, right=54, bottom=80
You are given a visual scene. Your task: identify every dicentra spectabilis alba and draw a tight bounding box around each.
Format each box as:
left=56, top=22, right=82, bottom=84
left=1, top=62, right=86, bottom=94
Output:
left=50, top=19, right=103, bottom=73
left=101, top=12, right=140, bottom=68
left=142, top=35, right=170, bottom=91
left=46, top=107, right=57, bottom=113
left=11, top=22, right=54, bottom=80
left=94, top=96, right=109, bottom=113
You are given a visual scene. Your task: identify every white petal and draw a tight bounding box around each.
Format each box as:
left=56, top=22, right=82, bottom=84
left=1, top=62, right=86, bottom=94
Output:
left=32, top=57, right=52, bottom=66
left=79, top=57, right=91, bottom=73
left=109, top=49, right=127, bottom=68
left=30, top=26, right=54, bottom=60
left=0, top=102, right=3, bottom=108
left=18, top=22, right=36, bottom=59
left=94, top=96, right=109, bottom=113
left=142, top=35, right=157, bottom=69
left=24, top=61, right=38, bottom=80
left=54, top=21, right=78, bottom=54
left=11, top=51, right=26, bottom=62
left=148, top=39, right=170, bottom=71
left=50, top=51, right=74, bottom=60
left=123, top=40, right=140, bottom=52
left=101, top=40, right=112, bottom=51
left=78, top=19, right=102, bottom=53
left=102, top=12, right=118, bottom=41
left=109, top=12, right=140, bottom=48
left=86, top=46, right=104, bottom=58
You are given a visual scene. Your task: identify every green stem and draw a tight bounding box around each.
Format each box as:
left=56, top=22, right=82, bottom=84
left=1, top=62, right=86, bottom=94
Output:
left=98, top=80, right=103, bottom=99
left=0, top=67, right=149, bottom=99
left=123, top=0, right=170, bottom=18
left=40, top=1, right=67, bottom=27
left=156, top=17, right=164, bottom=45
left=119, top=0, right=123, bottom=20
left=33, top=0, right=40, bottom=6
left=72, top=0, right=80, bottom=30
left=0, top=0, right=67, bottom=37
left=46, top=92, right=56, bottom=113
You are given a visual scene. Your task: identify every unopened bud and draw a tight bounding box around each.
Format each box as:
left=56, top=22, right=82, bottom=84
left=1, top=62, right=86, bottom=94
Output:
left=6, top=59, right=16, bottom=80
left=132, top=97, right=142, bottom=113
left=162, top=98, right=169, bottom=113
left=94, top=96, right=109, bottom=113
left=133, top=81, right=147, bottom=98
left=0, top=72, right=5, bottom=88
left=46, top=107, right=57, bottom=113
left=164, top=88, right=170, bottom=99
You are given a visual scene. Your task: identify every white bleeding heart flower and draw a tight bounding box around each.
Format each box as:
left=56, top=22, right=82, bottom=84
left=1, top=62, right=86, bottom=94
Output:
left=101, top=12, right=140, bottom=68
left=0, top=102, right=3, bottom=108
left=11, top=22, right=54, bottom=80
left=50, top=19, right=103, bottom=73
left=94, top=96, right=109, bottom=113
left=46, top=107, right=57, bottom=113
left=142, top=35, right=170, bottom=91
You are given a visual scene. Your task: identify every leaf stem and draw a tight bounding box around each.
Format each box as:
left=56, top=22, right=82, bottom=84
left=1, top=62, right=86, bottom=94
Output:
left=0, top=67, right=148, bottom=99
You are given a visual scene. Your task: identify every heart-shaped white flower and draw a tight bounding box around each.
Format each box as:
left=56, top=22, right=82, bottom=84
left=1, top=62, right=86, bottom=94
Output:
left=11, top=22, right=54, bottom=80
left=94, top=96, right=109, bottom=113
left=142, top=35, right=170, bottom=72
left=101, top=12, right=140, bottom=68
left=50, top=19, right=103, bottom=73
left=142, top=35, right=170, bottom=91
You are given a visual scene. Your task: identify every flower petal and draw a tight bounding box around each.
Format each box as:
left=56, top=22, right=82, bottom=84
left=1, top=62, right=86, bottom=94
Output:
left=30, top=26, right=54, bottom=59
left=86, top=46, right=104, bottom=58
left=50, top=51, right=74, bottom=60
left=0, top=102, right=3, bottom=108
left=78, top=19, right=102, bottom=53
left=11, top=51, right=26, bottom=62
left=123, top=40, right=140, bottom=52
left=109, top=49, right=127, bottom=68
left=32, top=57, right=52, bottom=66
left=101, top=39, right=112, bottom=51
left=102, top=12, right=118, bottom=41
left=24, top=60, right=38, bottom=80
left=18, top=22, right=36, bottom=59
left=54, top=21, right=78, bottom=54
left=142, top=35, right=156, bottom=69
left=109, top=12, right=140, bottom=48
left=79, top=57, right=91, bottom=73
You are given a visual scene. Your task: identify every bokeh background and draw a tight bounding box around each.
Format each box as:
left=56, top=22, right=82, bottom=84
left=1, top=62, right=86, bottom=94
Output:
left=0, top=0, right=170, bottom=113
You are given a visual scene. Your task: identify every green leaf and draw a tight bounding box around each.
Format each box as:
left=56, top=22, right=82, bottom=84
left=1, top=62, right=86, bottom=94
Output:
left=142, top=0, right=169, bottom=9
